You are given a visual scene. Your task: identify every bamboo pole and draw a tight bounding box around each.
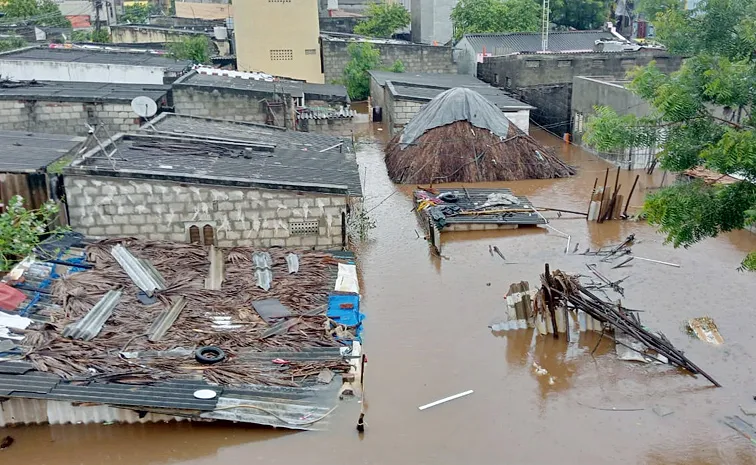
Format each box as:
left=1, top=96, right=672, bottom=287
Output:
left=587, top=177, right=598, bottom=217
left=597, top=168, right=609, bottom=223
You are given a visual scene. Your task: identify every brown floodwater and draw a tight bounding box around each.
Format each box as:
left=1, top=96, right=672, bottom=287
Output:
left=3, top=126, right=756, bottom=465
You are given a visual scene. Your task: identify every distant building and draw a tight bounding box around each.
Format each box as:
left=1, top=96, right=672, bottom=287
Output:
left=234, top=0, right=324, bottom=83
left=369, top=71, right=533, bottom=134
left=410, top=0, right=456, bottom=45
left=455, top=30, right=622, bottom=76
left=172, top=68, right=354, bottom=136
left=0, top=79, right=169, bottom=136
left=0, top=46, right=192, bottom=85
left=109, top=25, right=231, bottom=56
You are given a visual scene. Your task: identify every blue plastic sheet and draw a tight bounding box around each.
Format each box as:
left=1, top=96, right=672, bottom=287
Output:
left=327, top=293, right=364, bottom=340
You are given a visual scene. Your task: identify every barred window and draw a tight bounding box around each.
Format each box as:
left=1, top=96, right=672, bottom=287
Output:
left=270, top=49, right=293, bottom=61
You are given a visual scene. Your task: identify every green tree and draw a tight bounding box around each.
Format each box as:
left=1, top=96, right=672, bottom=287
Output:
left=70, top=29, right=110, bottom=43
left=0, top=0, right=70, bottom=27
left=167, top=35, right=211, bottom=64
left=342, top=42, right=403, bottom=100
left=353, top=2, right=410, bottom=38
left=0, top=196, right=65, bottom=272
left=451, top=0, right=539, bottom=42
left=0, top=35, right=25, bottom=52
left=583, top=0, right=756, bottom=270
left=120, top=3, right=150, bottom=23
left=549, top=0, right=612, bottom=30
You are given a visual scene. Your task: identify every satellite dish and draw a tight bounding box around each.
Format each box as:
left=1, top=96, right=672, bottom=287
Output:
left=131, top=96, right=158, bottom=118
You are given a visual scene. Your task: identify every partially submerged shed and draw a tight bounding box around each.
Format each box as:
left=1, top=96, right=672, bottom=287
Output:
left=0, top=130, right=85, bottom=211
left=385, top=87, right=574, bottom=183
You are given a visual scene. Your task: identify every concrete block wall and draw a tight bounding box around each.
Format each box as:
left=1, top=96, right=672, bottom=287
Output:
left=0, top=100, right=140, bottom=136
left=296, top=117, right=354, bottom=137
left=64, top=175, right=347, bottom=248
left=172, top=87, right=289, bottom=127
left=388, top=97, right=424, bottom=130
left=322, top=40, right=456, bottom=83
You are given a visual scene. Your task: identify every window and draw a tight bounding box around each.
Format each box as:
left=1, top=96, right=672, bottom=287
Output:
left=558, top=60, right=572, bottom=68
left=270, top=49, right=293, bottom=61
left=591, top=59, right=605, bottom=67
left=269, top=0, right=291, bottom=2
left=203, top=224, right=215, bottom=246
left=505, top=77, right=511, bottom=88
left=189, top=225, right=200, bottom=244
left=525, top=60, right=540, bottom=68
left=290, top=220, right=320, bottom=236
left=621, top=59, right=636, bottom=67
left=304, top=49, right=317, bottom=55
left=186, top=223, right=216, bottom=245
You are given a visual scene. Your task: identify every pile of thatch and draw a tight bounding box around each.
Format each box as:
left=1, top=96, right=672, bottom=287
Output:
left=384, top=88, right=575, bottom=183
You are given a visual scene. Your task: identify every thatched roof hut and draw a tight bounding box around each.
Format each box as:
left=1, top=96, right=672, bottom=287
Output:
left=385, top=87, right=575, bottom=183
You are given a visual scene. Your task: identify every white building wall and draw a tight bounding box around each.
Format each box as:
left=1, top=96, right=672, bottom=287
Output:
left=0, top=60, right=167, bottom=84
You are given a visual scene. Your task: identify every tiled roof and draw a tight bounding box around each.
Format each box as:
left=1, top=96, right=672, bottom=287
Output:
left=461, top=31, right=618, bottom=54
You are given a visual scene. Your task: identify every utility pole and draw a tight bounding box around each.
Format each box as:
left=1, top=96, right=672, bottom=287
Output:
left=93, top=0, right=102, bottom=34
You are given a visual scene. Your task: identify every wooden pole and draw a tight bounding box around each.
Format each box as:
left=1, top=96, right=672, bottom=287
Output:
left=587, top=177, right=598, bottom=217
left=597, top=168, right=609, bottom=223
left=544, top=263, right=559, bottom=338
left=623, top=174, right=640, bottom=217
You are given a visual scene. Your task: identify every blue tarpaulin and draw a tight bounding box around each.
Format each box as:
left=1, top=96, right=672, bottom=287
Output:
left=327, top=293, right=364, bottom=340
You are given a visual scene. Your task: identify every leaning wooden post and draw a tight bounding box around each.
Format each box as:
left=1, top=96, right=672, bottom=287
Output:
left=543, top=263, right=559, bottom=338
left=597, top=168, right=609, bottom=223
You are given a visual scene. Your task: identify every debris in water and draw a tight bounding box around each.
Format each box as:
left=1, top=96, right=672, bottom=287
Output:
left=741, top=405, right=756, bottom=416
left=652, top=405, right=674, bottom=417
left=633, top=256, right=681, bottom=268
left=418, top=390, right=474, bottom=411
left=686, top=317, right=724, bottom=345
left=0, top=436, right=13, bottom=450
left=356, top=412, right=365, bottom=432
left=532, top=362, right=548, bottom=376
left=492, top=246, right=505, bottom=261
left=723, top=416, right=756, bottom=446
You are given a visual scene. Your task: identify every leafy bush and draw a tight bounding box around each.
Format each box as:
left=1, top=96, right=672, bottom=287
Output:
left=0, top=196, right=65, bottom=271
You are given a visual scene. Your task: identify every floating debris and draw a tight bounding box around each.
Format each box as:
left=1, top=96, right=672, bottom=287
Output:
left=687, top=317, right=724, bottom=345
left=418, top=390, right=474, bottom=411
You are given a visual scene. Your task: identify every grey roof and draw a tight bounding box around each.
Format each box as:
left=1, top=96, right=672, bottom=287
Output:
left=0, top=80, right=169, bottom=103
left=175, top=71, right=349, bottom=102
left=459, top=31, right=617, bottom=54
left=67, top=133, right=363, bottom=196
left=370, top=71, right=533, bottom=110
left=147, top=113, right=355, bottom=153
left=0, top=46, right=192, bottom=71
left=0, top=360, right=339, bottom=429
left=0, top=130, right=85, bottom=173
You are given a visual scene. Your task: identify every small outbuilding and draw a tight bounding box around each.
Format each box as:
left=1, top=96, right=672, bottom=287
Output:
left=384, top=87, right=575, bottom=184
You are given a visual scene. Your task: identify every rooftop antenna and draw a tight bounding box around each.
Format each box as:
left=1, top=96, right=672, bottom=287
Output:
left=131, top=95, right=158, bottom=130
left=541, top=0, right=550, bottom=52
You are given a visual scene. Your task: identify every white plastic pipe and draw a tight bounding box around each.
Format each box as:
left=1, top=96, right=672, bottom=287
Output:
left=418, top=390, right=474, bottom=410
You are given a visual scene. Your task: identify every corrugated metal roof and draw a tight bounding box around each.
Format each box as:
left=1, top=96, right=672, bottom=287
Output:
left=461, top=31, right=618, bottom=54
left=0, top=131, right=84, bottom=173
left=111, top=245, right=167, bottom=296
left=0, top=46, right=192, bottom=71
left=62, top=290, right=122, bottom=341
left=147, top=296, right=188, bottom=342
left=0, top=80, right=169, bottom=103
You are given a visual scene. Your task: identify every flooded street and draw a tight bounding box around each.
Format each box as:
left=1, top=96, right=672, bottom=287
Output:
left=4, top=128, right=756, bottom=465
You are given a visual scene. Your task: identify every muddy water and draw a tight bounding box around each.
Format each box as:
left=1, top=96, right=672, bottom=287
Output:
left=4, top=128, right=756, bottom=465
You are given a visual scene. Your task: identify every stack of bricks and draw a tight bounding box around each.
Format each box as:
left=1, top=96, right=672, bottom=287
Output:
left=64, top=176, right=347, bottom=248
left=0, top=100, right=140, bottom=135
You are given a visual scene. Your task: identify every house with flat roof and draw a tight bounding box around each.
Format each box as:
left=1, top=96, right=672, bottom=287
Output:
left=0, top=79, right=169, bottom=136
left=455, top=30, right=628, bottom=75
left=0, top=130, right=85, bottom=211
left=0, top=46, right=192, bottom=85
left=63, top=130, right=362, bottom=249
left=369, top=71, right=534, bottom=134
left=172, top=69, right=355, bottom=136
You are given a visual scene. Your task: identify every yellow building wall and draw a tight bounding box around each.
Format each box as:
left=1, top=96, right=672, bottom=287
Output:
left=234, top=0, right=324, bottom=83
